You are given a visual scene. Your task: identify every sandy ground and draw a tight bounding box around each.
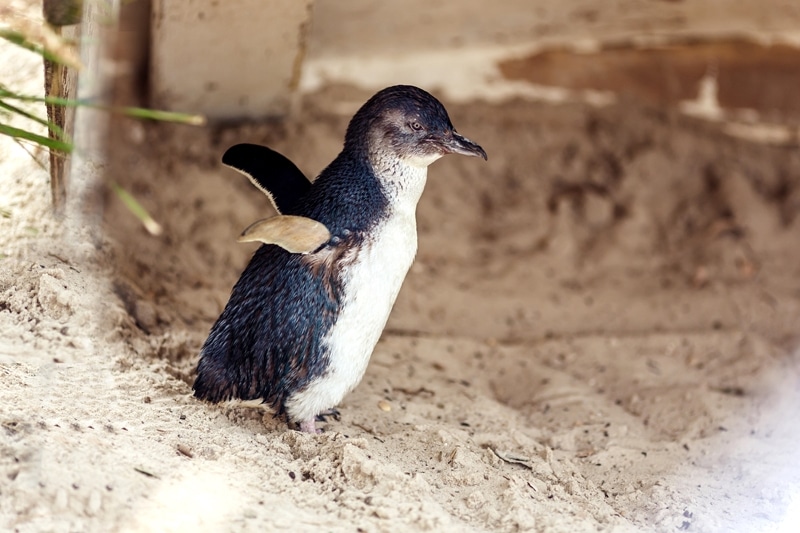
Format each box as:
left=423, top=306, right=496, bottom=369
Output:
left=4, top=22, right=800, bottom=533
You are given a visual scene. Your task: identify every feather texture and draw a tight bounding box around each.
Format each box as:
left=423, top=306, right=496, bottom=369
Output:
left=193, top=85, right=486, bottom=432
left=194, top=151, right=388, bottom=417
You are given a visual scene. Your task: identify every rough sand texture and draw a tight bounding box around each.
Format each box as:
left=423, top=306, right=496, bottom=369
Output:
left=3, top=72, right=800, bottom=533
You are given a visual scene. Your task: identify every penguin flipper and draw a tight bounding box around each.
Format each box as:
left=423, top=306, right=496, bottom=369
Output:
left=237, top=215, right=331, bottom=254
left=222, top=143, right=312, bottom=215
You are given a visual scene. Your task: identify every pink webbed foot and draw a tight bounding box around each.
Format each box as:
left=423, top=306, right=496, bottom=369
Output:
left=298, top=419, right=322, bottom=434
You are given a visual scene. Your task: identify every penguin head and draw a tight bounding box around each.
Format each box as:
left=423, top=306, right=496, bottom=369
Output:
left=345, top=85, right=487, bottom=169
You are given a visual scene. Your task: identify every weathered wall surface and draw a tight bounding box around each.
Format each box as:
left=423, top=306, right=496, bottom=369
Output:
left=302, top=1, right=800, bottom=127
left=308, top=0, right=800, bottom=58
left=150, top=0, right=313, bottom=120
left=149, top=0, right=800, bottom=120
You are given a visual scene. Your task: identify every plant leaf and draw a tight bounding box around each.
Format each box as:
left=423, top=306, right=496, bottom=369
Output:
left=0, top=98, right=66, bottom=140
left=0, top=123, right=72, bottom=152
left=110, top=182, right=163, bottom=236
left=0, top=89, right=206, bottom=126
left=113, top=106, right=206, bottom=126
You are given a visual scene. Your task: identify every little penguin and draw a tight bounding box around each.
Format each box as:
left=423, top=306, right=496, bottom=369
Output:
left=193, top=85, right=487, bottom=433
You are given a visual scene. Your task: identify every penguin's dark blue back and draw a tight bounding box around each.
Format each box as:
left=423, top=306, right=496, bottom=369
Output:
left=193, top=247, right=338, bottom=412
left=193, top=149, right=389, bottom=414
left=301, top=152, right=389, bottom=234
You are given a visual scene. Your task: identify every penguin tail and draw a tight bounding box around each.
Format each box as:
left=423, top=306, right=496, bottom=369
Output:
left=192, top=324, right=241, bottom=403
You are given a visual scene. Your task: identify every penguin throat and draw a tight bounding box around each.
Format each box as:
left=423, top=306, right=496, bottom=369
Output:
left=368, top=150, right=429, bottom=208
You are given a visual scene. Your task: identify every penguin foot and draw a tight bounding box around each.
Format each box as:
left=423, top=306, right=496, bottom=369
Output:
left=298, top=419, right=322, bottom=434
left=315, top=408, right=341, bottom=422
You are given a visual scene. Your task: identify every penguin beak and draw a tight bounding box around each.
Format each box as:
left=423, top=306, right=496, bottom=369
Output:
left=440, top=131, right=488, bottom=160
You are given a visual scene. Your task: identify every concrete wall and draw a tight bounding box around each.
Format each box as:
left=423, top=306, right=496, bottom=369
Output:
left=150, top=0, right=313, bottom=120
left=149, top=0, right=800, bottom=120
left=308, top=0, right=800, bottom=58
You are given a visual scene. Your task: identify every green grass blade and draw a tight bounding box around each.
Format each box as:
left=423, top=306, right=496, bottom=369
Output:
left=0, top=89, right=206, bottom=126
left=110, top=182, right=163, bottom=236
left=0, top=99, right=67, bottom=140
left=113, top=106, right=206, bottom=125
left=0, top=123, right=73, bottom=152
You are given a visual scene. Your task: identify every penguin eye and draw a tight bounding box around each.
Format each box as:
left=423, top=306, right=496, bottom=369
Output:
left=409, top=121, right=423, bottom=132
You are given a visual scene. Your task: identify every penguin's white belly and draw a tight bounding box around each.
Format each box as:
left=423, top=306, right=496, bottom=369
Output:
left=285, top=210, right=417, bottom=422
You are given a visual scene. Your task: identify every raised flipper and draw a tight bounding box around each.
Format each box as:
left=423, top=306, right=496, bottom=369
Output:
left=237, top=215, right=331, bottom=254
left=222, top=143, right=312, bottom=215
